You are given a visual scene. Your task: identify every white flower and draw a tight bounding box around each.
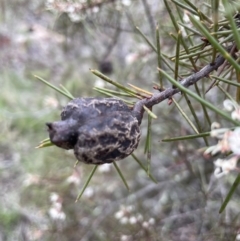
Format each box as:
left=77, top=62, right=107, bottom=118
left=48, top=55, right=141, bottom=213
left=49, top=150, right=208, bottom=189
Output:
left=214, top=157, right=238, bottom=178
left=48, top=192, right=65, bottom=221
left=53, top=202, right=62, bottom=209
left=223, top=99, right=240, bottom=120
left=92, top=6, right=99, bottom=13
left=98, top=163, right=111, bottom=173
left=205, top=130, right=231, bottom=155
left=229, top=128, right=240, bottom=155
left=211, top=122, right=221, bottom=130
left=120, top=216, right=129, bottom=224
left=94, top=79, right=105, bottom=88
left=148, top=218, right=155, bottom=225
left=68, top=12, right=84, bottom=22
left=183, top=11, right=190, bottom=23
left=115, top=205, right=136, bottom=224
left=121, top=235, right=131, bottom=241
left=204, top=145, right=220, bottom=156
left=210, top=128, right=230, bottom=139
left=83, top=187, right=94, bottom=198
left=223, top=99, right=238, bottom=112
left=236, top=233, right=240, bottom=240
left=48, top=207, right=66, bottom=221
left=125, top=53, right=138, bottom=65
left=66, top=171, right=81, bottom=185
left=122, top=0, right=131, bottom=6
left=50, top=192, right=59, bottom=203
left=115, top=210, right=124, bottom=220
left=66, top=5, right=75, bottom=13
left=129, top=216, right=137, bottom=224
left=232, top=109, right=240, bottom=120
left=142, top=221, right=149, bottom=229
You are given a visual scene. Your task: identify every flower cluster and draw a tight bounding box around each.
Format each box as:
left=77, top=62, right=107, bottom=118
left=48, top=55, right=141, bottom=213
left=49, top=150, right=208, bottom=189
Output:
left=48, top=192, right=66, bottom=221
left=204, top=100, right=240, bottom=178
left=115, top=205, right=155, bottom=228
left=45, top=0, right=132, bottom=23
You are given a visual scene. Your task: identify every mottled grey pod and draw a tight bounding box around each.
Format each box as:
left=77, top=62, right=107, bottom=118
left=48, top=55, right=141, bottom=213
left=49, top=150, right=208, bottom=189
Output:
left=46, top=98, right=141, bottom=165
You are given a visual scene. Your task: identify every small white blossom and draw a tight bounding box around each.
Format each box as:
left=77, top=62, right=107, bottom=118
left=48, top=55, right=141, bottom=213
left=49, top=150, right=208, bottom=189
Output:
left=92, top=6, right=99, bottom=13
left=83, top=187, right=94, bottom=198
left=229, top=128, right=240, bottom=155
left=68, top=12, right=84, bottom=22
left=66, top=5, right=75, bottom=13
left=98, top=163, right=111, bottom=173
left=115, top=205, right=132, bottom=220
left=223, top=99, right=240, bottom=120
left=211, top=122, right=221, bottom=130
left=115, top=210, right=124, bottom=220
left=231, top=109, right=240, bottom=121
left=129, top=216, right=137, bottom=224
left=183, top=12, right=190, bottom=23
left=223, top=99, right=238, bottom=112
left=120, top=216, right=129, bottom=225
left=142, top=221, right=149, bottom=229
left=66, top=171, right=81, bottom=185
left=204, top=145, right=220, bottom=156
left=121, top=235, right=131, bottom=241
left=210, top=128, right=229, bottom=139
left=122, top=0, right=131, bottom=6
left=148, top=218, right=155, bottom=225
left=94, top=79, right=105, bottom=88
left=53, top=202, right=62, bottom=209
left=48, top=207, right=66, bottom=221
left=214, top=156, right=238, bottom=178
left=50, top=192, right=59, bottom=203
left=205, top=130, right=231, bottom=155
left=205, top=100, right=240, bottom=178
left=236, top=233, right=240, bottom=240
left=48, top=192, right=65, bottom=221
left=125, top=53, right=138, bottom=65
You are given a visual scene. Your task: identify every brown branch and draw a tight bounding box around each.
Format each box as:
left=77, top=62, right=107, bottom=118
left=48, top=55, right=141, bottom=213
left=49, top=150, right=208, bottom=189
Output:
left=133, top=53, right=226, bottom=123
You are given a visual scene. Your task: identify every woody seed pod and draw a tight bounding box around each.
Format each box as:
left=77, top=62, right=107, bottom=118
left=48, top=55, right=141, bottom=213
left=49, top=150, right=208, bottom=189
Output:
left=46, top=98, right=141, bottom=165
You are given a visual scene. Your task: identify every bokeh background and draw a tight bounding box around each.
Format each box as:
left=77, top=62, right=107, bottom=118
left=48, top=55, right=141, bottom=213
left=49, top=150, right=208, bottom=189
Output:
left=1, top=1, right=239, bottom=241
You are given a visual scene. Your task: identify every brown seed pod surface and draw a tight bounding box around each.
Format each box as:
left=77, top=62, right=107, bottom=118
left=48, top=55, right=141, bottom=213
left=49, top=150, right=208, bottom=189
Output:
left=47, top=98, right=141, bottom=164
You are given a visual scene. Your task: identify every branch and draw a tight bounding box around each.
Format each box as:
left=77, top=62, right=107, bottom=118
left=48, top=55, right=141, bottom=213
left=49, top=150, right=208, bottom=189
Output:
left=133, top=53, right=226, bottom=122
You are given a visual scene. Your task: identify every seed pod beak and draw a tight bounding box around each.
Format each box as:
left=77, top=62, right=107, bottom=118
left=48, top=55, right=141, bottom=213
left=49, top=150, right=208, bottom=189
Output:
left=46, top=121, right=78, bottom=150
left=46, top=122, right=53, bottom=130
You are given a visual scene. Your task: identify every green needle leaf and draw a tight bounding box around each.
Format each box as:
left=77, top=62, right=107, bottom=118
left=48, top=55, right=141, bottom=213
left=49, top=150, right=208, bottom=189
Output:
left=75, top=165, right=98, bottom=202
left=113, top=161, right=130, bottom=191
left=162, top=132, right=210, bottom=142
left=34, top=75, right=74, bottom=100
left=188, top=13, right=240, bottom=72
left=219, top=174, right=240, bottom=213
left=131, top=154, right=158, bottom=183
left=158, top=68, right=240, bottom=126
